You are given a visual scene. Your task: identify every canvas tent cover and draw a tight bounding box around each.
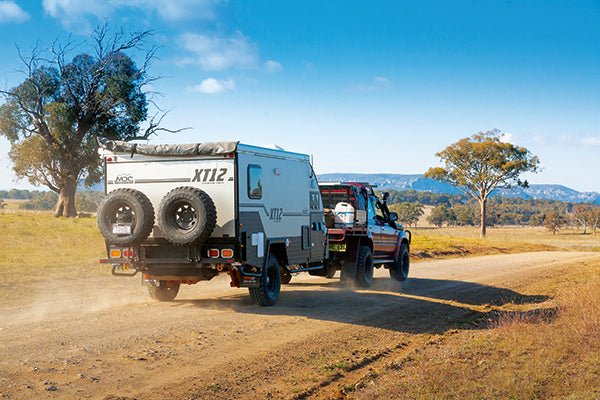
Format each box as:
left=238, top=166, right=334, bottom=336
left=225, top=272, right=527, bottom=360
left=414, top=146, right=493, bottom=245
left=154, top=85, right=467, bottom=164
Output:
left=98, top=139, right=239, bottom=157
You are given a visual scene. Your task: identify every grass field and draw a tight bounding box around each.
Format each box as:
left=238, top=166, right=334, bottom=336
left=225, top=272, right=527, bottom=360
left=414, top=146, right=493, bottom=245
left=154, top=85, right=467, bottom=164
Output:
left=411, top=225, right=600, bottom=259
left=0, top=212, right=105, bottom=286
left=354, top=257, right=600, bottom=399
left=0, top=199, right=28, bottom=211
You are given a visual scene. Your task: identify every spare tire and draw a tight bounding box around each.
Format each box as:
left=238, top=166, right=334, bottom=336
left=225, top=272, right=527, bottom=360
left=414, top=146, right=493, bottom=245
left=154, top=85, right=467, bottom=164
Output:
left=97, top=189, right=155, bottom=246
left=158, top=186, right=217, bottom=245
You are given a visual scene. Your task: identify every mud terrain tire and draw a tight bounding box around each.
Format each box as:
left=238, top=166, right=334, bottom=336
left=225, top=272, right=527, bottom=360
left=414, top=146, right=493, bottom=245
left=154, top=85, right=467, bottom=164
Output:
left=147, top=280, right=180, bottom=301
left=355, top=246, right=374, bottom=288
left=390, top=242, right=410, bottom=281
left=97, top=189, right=155, bottom=246
left=325, top=263, right=338, bottom=278
left=249, top=255, right=281, bottom=306
left=158, top=187, right=217, bottom=246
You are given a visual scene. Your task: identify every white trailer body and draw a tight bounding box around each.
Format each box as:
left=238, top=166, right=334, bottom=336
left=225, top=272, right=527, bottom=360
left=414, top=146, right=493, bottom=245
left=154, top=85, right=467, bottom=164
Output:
left=98, top=140, right=326, bottom=304
left=105, top=155, right=237, bottom=238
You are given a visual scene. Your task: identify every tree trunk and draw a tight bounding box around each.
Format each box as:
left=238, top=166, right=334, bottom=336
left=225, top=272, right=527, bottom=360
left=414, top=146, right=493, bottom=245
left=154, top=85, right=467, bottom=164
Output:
left=479, top=198, right=487, bottom=238
left=54, top=178, right=77, bottom=217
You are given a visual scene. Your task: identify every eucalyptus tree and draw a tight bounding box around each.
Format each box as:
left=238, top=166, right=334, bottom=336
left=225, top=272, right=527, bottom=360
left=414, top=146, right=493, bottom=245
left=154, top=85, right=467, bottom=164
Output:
left=0, top=24, right=182, bottom=217
left=425, top=130, right=539, bottom=237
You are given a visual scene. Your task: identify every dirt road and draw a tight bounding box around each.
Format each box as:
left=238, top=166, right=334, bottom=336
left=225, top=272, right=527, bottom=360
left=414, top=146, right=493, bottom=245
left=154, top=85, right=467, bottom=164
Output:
left=0, top=251, right=597, bottom=400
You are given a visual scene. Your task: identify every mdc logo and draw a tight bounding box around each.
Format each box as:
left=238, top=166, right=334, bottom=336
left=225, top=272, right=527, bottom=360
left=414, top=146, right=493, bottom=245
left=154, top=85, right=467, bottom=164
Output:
left=114, top=174, right=134, bottom=184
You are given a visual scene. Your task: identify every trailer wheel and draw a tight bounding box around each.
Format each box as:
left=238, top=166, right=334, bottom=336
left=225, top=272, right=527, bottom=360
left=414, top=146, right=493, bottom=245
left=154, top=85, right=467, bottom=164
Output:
left=355, top=246, right=374, bottom=288
left=389, top=243, right=410, bottom=281
left=158, top=187, right=217, bottom=245
left=281, top=269, right=292, bottom=284
left=147, top=280, right=180, bottom=302
left=97, top=189, right=154, bottom=246
left=249, top=255, right=281, bottom=306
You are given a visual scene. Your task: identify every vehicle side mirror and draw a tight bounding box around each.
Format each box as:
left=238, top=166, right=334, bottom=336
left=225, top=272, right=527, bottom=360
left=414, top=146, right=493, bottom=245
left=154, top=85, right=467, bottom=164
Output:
left=389, top=212, right=398, bottom=222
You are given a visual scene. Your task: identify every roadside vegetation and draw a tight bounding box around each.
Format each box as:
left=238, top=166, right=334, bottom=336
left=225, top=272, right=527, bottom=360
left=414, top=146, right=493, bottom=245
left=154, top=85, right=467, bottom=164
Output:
left=0, top=212, right=105, bottom=287
left=352, top=258, right=600, bottom=400
left=1, top=211, right=596, bottom=288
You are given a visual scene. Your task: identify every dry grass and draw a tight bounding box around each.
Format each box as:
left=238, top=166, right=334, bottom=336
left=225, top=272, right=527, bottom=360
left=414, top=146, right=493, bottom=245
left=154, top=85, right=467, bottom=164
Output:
left=0, top=211, right=105, bottom=287
left=412, top=225, right=600, bottom=260
left=411, top=226, right=566, bottom=260
left=354, top=260, right=600, bottom=400
left=1, top=212, right=597, bottom=287
left=0, top=199, right=28, bottom=211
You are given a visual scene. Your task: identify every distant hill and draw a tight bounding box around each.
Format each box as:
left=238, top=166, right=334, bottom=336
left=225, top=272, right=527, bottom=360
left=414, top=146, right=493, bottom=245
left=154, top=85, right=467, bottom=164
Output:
left=318, top=173, right=600, bottom=204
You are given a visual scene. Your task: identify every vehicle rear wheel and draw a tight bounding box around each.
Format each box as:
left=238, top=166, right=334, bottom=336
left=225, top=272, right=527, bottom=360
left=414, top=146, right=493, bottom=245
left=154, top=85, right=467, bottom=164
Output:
left=355, top=246, right=374, bottom=288
left=325, top=262, right=338, bottom=278
left=249, top=255, right=281, bottom=306
left=97, top=189, right=155, bottom=246
left=390, top=243, right=410, bottom=281
left=158, top=186, right=217, bottom=246
left=147, top=280, right=180, bottom=301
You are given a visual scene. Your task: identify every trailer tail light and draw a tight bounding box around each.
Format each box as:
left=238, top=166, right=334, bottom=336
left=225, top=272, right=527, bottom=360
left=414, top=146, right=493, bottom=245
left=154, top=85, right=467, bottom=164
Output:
left=110, top=249, right=122, bottom=258
left=208, top=249, right=220, bottom=258
left=122, top=249, right=133, bottom=258
left=221, top=249, right=234, bottom=259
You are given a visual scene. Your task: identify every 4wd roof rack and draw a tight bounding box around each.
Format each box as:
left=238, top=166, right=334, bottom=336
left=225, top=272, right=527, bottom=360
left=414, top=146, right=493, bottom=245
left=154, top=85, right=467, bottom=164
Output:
left=318, top=181, right=378, bottom=188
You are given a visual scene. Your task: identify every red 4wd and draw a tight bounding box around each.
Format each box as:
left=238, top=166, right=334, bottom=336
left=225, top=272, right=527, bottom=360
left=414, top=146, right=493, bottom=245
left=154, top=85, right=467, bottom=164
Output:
left=313, top=182, right=411, bottom=287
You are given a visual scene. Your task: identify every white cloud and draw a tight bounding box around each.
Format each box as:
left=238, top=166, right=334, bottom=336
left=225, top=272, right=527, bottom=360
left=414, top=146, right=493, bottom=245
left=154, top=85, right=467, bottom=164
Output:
left=264, top=60, right=282, bottom=73
left=178, top=32, right=258, bottom=71
left=43, top=0, right=219, bottom=29
left=353, top=76, right=391, bottom=92
left=0, top=1, right=29, bottom=23
left=581, top=136, right=600, bottom=146
left=188, top=78, right=236, bottom=94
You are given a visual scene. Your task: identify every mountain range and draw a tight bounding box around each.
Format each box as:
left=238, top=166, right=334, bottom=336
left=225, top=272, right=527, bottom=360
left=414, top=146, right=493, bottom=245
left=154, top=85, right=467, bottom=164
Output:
left=318, top=173, right=600, bottom=205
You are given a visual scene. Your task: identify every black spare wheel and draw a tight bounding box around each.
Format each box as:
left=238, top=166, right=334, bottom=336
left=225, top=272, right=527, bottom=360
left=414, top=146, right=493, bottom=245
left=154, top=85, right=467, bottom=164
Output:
left=158, top=186, right=217, bottom=245
left=97, top=189, right=155, bottom=246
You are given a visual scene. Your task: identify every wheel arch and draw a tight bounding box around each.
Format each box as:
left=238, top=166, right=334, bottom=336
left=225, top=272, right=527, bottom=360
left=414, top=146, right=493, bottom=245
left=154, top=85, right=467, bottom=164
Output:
left=267, top=241, right=289, bottom=269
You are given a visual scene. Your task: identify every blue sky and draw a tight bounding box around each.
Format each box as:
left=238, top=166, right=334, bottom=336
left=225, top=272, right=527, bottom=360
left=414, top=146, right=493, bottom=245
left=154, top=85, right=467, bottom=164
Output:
left=0, top=0, right=599, bottom=191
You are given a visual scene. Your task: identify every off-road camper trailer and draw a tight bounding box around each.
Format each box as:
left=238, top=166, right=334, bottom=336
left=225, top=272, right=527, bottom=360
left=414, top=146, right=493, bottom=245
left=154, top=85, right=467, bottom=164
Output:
left=97, top=140, right=326, bottom=305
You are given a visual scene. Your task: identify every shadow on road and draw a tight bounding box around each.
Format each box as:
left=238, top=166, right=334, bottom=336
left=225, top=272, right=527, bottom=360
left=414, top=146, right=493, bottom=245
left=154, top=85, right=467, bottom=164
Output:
left=172, top=277, right=552, bottom=335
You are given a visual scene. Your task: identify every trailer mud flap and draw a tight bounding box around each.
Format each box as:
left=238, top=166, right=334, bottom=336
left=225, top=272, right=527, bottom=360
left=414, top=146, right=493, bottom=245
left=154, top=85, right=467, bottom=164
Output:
left=229, top=265, right=261, bottom=288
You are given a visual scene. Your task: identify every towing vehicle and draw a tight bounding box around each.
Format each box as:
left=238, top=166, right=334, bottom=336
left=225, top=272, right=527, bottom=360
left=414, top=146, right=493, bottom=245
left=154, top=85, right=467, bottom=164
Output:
left=314, top=182, right=411, bottom=287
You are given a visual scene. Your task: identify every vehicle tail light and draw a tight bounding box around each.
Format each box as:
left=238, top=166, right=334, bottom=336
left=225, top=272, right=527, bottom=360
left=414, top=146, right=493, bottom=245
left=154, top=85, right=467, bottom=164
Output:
left=110, top=249, right=122, bottom=258
left=208, top=249, right=220, bottom=258
left=221, top=249, right=234, bottom=258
